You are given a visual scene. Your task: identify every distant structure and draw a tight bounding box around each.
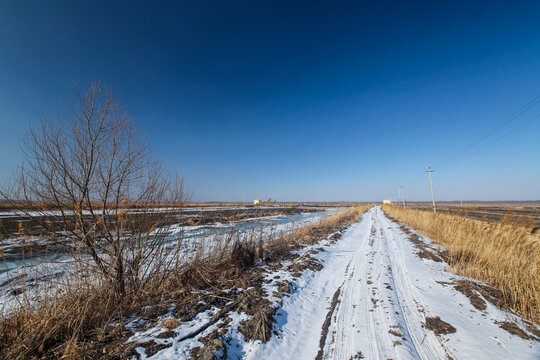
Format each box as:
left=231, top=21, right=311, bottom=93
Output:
left=382, top=199, right=392, bottom=204
left=253, top=199, right=262, bottom=205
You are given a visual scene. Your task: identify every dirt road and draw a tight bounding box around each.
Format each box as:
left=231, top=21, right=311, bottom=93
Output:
left=244, top=207, right=538, bottom=359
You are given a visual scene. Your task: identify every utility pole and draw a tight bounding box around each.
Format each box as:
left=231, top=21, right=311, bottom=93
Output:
left=400, top=186, right=406, bottom=207
left=426, top=167, right=436, bottom=213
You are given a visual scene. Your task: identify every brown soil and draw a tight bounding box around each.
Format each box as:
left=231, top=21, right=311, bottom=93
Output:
left=417, top=250, right=442, bottom=262
left=424, top=316, right=456, bottom=336
left=496, top=321, right=536, bottom=340
left=453, top=279, right=504, bottom=311
left=409, top=204, right=540, bottom=226
left=316, top=285, right=342, bottom=360
left=388, top=329, right=404, bottom=338
left=393, top=222, right=443, bottom=264
left=526, top=324, right=540, bottom=338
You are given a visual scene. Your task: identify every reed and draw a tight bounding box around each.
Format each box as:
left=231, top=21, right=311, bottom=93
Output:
left=384, top=205, right=539, bottom=323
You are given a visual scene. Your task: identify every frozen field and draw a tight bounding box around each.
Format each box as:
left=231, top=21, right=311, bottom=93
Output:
left=0, top=207, right=334, bottom=311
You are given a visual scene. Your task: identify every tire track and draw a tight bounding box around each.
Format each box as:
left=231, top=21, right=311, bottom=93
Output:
left=246, top=206, right=539, bottom=360
left=316, top=283, right=343, bottom=360
left=321, top=207, right=451, bottom=359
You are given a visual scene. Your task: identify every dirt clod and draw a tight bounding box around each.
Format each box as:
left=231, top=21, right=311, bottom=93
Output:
left=135, top=341, right=173, bottom=358
left=454, top=279, right=504, bottom=311
left=425, top=316, right=457, bottom=335
left=496, top=321, right=534, bottom=340
left=161, top=318, right=179, bottom=329
left=350, top=351, right=365, bottom=359
left=417, top=250, right=442, bottom=262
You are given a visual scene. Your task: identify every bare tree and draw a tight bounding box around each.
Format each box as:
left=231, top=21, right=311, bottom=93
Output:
left=4, top=81, right=185, bottom=296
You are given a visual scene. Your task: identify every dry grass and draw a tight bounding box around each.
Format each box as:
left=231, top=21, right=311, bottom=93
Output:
left=383, top=205, right=539, bottom=323
left=0, top=282, right=120, bottom=359
left=0, top=205, right=369, bottom=359
left=0, top=200, right=345, bottom=211
left=264, top=204, right=370, bottom=255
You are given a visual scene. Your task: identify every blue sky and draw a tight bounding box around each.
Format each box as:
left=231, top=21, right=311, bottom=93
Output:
left=1, top=1, right=539, bottom=201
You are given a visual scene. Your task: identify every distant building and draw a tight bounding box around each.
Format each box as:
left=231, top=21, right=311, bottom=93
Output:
left=253, top=199, right=262, bottom=205
left=383, top=199, right=392, bottom=204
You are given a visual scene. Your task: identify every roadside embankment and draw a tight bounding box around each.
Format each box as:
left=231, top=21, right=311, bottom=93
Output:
left=383, top=204, right=539, bottom=323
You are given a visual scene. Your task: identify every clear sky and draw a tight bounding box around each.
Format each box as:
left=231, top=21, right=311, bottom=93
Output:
left=1, top=1, right=539, bottom=202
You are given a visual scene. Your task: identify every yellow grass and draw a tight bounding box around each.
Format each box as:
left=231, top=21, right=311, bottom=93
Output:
left=0, top=204, right=370, bottom=359
left=383, top=205, right=539, bottom=323
left=264, top=204, right=371, bottom=252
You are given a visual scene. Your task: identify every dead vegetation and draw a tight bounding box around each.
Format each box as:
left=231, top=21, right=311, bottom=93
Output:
left=132, top=204, right=370, bottom=358
left=0, top=81, right=371, bottom=359
left=0, top=82, right=189, bottom=359
left=0, top=203, right=368, bottom=359
left=408, top=203, right=540, bottom=226
left=384, top=205, right=540, bottom=324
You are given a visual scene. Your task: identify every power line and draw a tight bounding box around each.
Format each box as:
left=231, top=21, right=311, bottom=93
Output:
left=445, top=113, right=540, bottom=166
left=395, top=95, right=539, bottom=202
left=440, top=95, right=540, bottom=167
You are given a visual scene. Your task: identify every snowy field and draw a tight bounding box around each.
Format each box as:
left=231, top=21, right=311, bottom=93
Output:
left=0, top=208, right=334, bottom=311
left=130, top=206, right=539, bottom=359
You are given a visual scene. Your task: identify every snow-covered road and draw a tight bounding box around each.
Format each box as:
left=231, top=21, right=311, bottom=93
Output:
left=244, top=206, right=539, bottom=360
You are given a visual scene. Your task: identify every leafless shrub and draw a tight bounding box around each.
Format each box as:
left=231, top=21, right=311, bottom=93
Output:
left=2, top=81, right=186, bottom=297
left=0, top=82, right=188, bottom=358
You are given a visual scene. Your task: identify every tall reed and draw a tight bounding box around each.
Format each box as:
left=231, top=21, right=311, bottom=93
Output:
left=384, top=205, right=539, bottom=323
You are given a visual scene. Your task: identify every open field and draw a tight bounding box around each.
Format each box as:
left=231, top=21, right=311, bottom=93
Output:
left=0, top=201, right=347, bottom=211
left=0, top=204, right=340, bottom=303
left=405, top=202, right=540, bottom=226
left=0, top=204, right=336, bottom=238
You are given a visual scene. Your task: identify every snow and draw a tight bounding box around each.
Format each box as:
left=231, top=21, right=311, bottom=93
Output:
left=244, top=206, right=539, bottom=359
left=129, top=305, right=225, bottom=359
left=0, top=205, right=286, bottom=218
left=133, top=206, right=539, bottom=359
left=130, top=306, right=250, bottom=359
left=0, top=209, right=333, bottom=312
